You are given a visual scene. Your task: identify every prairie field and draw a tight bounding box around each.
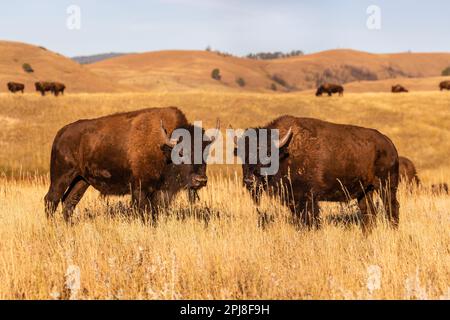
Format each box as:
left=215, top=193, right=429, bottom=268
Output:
left=0, top=91, right=449, bottom=299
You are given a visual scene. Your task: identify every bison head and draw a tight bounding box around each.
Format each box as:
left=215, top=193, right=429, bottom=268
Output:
left=234, top=127, right=293, bottom=204
left=160, top=120, right=219, bottom=201
left=315, top=87, right=323, bottom=97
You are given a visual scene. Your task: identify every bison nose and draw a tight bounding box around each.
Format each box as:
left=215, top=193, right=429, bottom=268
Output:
left=191, top=175, right=208, bottom=188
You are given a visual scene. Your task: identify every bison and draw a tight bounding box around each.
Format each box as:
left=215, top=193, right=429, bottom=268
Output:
left=35, top=82, right=54, bottom=96
left=52, top=82, right=66, bottom=96
left=7, top=82, right=25, bottom=94
left=234, top=115, right=400, bottom=233
left=392, top=85, right=408, bottom=93
left=316, top=83, right=344, bottom=97
left=439, top=81, right=450, bottom=91
left=44, top=107, right=218, bottom=223
left=398, top=156, right=420, bottom=186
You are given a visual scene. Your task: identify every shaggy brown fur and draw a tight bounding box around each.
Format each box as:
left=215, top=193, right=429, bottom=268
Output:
left=392, top=85, right=409, bottom=93
left=44, top=107, right=216, bottom=223
left=439, top=81, right=450, bottom=91
left=316, top=83, right=344, bottom=97
left=398, top=156, right=420, bottom=186
left=7, top=82, right=25, bottom=93
left=236, top=115, right=400, bottom=233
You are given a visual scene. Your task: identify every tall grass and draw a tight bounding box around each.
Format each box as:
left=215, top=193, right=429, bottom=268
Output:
left=0, top=91, right=448, bottom=299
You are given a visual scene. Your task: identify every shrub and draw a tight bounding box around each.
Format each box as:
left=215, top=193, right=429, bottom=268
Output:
left=270, top=83, right=277, bottom=91
left=236, top=77, right=246, bottom=87
left=442, top=67, right=450, bottom=76
left=211, top=68, right=222, bottom=81
left=22, top=63, right=34, bottom=73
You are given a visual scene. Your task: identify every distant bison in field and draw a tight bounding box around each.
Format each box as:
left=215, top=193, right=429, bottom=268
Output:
left=44, top=107, right=219, bottom=223
left=439, top=81, right=450, bottom=91
left=431, top=183, right=449, bottom=195
left=52, top=82, right=66, bottom=96
left=392, top=84, right=408, bottom=93
left=235, top=115, right=400, bottom=233
left=35, top=82, right=54, bottom=96
left=316, top=83, right=344, bottom=97
left=7, top=82, right=25, bottom=93
left=398, top=156, right=420, bottom=186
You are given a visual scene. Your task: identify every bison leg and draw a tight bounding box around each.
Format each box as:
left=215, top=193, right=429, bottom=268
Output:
left=44, top=170, right=77, bottom=219
left=131, top=187, right=155, bottom=223
left=290, top=197, right=321, bottom=229
left=379, top=182, right=400, bottom=229
left=300, top=198, right=321, bottom=229
left=61, top=179, right=90, bottom=223
left=358, top=190, right=377, bottom=234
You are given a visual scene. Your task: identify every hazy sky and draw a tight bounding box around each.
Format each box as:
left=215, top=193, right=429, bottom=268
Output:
left=1, top=0, right=449, bottom=57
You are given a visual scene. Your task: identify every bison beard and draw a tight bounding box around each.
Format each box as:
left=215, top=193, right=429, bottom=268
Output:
left=236, top=115, right=400, bottom=234
left=44, top=107, right=217, bottom=223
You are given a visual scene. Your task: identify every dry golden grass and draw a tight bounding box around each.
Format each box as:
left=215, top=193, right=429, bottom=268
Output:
left=0, top=91, right=449, bottom=299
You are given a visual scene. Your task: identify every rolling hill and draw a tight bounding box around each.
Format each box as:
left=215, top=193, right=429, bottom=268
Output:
left=2, top=41, right=450, bottom=93
left=88, top=49, right=450, bottom=92
left=0, top=41, right=122, bottom=93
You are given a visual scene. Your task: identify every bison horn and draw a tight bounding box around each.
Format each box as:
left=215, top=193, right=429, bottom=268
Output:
left=276, top=127, right=293, bottom=149
left=160, top=120, right=178, bottom=148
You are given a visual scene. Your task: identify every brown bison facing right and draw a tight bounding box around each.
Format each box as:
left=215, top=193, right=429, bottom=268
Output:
left=392, top=84, right=408, bottom=93
left=235, top=115, right=400, bottom=233
left=399, top=156, right=420, bottom=186
left=316, top=83, right=344, bottom=97
left=7, top=82, right=25, bottom=93
left=52, top=82, right=66, bottom=96
left=439, top=81, right=450, bottom=91
left=44, top=107, right=218, bottom=223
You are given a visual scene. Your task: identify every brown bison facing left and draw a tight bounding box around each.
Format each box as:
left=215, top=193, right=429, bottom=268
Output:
left=7, top=82, right=25, bottom=93
left=44, top=107, right=218, bottom=223
left=399, top=156, right=420, bottom=186
left=392, top=85, right=409, bottom=93
left=316, top=83, right=344, bottom=97
left=235, top=115, right=400, bottom=233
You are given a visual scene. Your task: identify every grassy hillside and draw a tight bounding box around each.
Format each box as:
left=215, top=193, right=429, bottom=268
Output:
left=0, top=41, right=122, bottom=93
left=88, top=49, right=450, bottom=92
left=3, top=41, right=450, bottom=94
